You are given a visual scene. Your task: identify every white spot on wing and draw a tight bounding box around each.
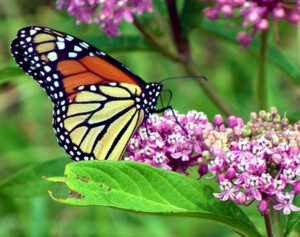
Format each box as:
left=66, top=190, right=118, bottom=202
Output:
left=66, top=35, right=74, bottom=41
left=68, top=52, right=77, bottom=58
left=57, top=36, right=65, bottom=42
left=90, top=85, right=97, bottom=91
left=30, top=29, right=37, bottom=35
left=74, top=46, right=82, bottom=52
left=79, top=42, right=89, bottom=49
left=56, top=42, right=65, bottom=50
left=48, top=52, right=58, bottom=61
left=44, top=66, right=51, bottom=72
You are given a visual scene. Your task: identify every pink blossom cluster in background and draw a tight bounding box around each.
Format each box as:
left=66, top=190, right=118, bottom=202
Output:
left=125, top=107, right=300, bottom=215
left=203, top=0, right=300, bottom=48
left=57, top=0, right=152, bottom=36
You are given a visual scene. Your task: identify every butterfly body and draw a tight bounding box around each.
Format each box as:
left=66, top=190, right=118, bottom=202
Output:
left=11, top=26, right=162, bottom=161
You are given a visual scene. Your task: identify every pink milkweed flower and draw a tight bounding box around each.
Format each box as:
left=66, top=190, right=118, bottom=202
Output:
left=214, top=179, right=239, bottom=201
left=57, top=0, right=153, bottom=36
left=202, top=0, right=300, bottom=48
left=274, top=192, right=300, bottom=215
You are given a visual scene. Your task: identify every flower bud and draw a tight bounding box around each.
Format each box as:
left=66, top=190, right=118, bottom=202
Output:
left=266, top=112, right=272, bottom=121
left=250, top=112, right=257, bottom=121
left=281, top=117, right=289, bottom=126
left=226, top=167, right=236, bottom=180
left=221, top=5, right=233, bottom=17
left=271, top=134, right=280, bottom=145
left=270, top=106, right=278, bottom=116
left=233, top=127, right=242, bottom=136
left=274, top=114, right=281, bottom=123
left=256, top=19, right=269, bottom=30
left=198, top=165, right=208, bottom=176
left=259, top=110, right=266, bottom=120
left=293, top=180, right=300, bottom=194
left=235, top=192, right=246, bottom=205
left=289, top=12, right=300, bottom=24
left=213, top=114, right=223, bottom=126
left=217, top=174, right=226, bottom=183
left=226, top=128, right=233, bottom=137
left=257, top=200, right=269, bottom=216
left=227, top=116, right=237, bottom=128
left=273, top=7, right=285, bottom=19
left=236, top=118, right=244, bottom=127
left=289, top=146, right=299, bottom=155
left=202, top=150, right=210, bottom=159
left=233, top=0, right=244, bottom=7
left=203, top=8, right=219, bottom=20
left=237, top=31, right=252, bottom=47
left=242, top=127, right=252, bottom=137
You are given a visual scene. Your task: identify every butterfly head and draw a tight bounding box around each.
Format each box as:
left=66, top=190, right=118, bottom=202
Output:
left=138, top=83, right=162, bottom=115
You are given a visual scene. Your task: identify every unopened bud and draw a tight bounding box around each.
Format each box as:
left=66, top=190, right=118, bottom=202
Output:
left=198, top=165, right=208, bottom=176
left=235, top=192, right=246, bottom=205
left=226, top=167, right=236, bottom=180
left=257, top=200, right=269, bottom=216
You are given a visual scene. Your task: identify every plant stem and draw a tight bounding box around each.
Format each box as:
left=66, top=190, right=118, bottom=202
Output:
left=164, top=0, right=238, bottom=116
left=165, top=0, right=190, bottom=60
left=264, top=211, right=273, bottom=237
left=264, top=201, right=284, bottom=237
left=133, top=0, right=238, bottom=116
left=257, top=30, right=269, bottom=110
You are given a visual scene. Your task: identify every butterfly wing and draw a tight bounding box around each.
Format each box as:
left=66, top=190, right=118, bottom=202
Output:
left=11, top=26, right=146, bottom=161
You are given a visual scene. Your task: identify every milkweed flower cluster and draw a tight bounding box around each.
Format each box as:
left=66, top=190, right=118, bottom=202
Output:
left=203, top=0, right=300, bottom=48
left=56, top=0, right=152, bottom=36
left=125, top=110, right=213, bottom=172
left=125, top=107, right=300, bottom=215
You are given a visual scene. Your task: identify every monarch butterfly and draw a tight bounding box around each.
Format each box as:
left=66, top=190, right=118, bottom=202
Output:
left=11, top=26, right=171, bottom=161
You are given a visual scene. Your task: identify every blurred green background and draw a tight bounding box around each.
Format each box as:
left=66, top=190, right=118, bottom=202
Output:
left=0, top=0, right=299, bottom=236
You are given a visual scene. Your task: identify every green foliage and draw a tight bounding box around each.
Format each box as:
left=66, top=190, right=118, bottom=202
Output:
left=47, top=161, right=261, bottom=237
left=200, top=19, right=300, bottom=85
left=0, top=65, right=24, bottom=83
left=0, top=0, right=299, bottom=236
left=181, top=0, right=208, bottom=36
left=0, top=158, right=69, bottom=197
left=82, top=35, right=153, bottom=52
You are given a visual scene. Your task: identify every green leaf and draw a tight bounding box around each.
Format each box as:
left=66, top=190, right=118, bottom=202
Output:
left=81, top=35, right=153, bottom=53
left=0, top=65, right=24, bottom=83
left=47, top=161, right=261, bottom=237
left=0, top=158, right=70, bottom=197
left=200, top=19, right=300, bottom=84
left=285, top=194, right=300, bottom=236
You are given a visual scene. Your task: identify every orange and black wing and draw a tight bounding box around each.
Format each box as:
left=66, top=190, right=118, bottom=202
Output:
left=10, top=26, right=152, bottom=161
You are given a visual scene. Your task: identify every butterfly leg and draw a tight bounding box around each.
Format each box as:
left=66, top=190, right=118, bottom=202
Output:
left=154, top=106, right=188, bottom=134
left=144, top=120, right=151, bottom=137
